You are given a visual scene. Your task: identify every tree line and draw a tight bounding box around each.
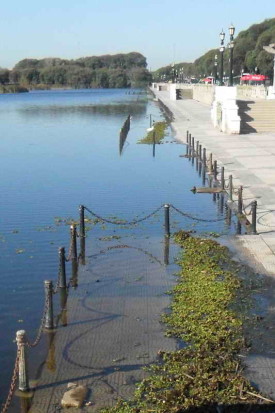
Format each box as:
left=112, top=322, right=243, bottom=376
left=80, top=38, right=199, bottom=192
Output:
left=154, top=18, right=275, bottom=81
left=0, top=52, right=152, bottom=89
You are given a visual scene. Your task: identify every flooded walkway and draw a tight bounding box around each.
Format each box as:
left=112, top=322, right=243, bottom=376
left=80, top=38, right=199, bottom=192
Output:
left=28, top=236, right=179, bottom=412
left=152, top=87, right=275, bottom=402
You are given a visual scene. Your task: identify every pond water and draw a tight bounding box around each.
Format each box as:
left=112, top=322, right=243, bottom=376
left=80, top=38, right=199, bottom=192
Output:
left=0, top=88, right=234, bottom=405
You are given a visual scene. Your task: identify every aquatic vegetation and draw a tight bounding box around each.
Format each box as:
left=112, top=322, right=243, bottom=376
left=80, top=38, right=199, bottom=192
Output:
left=137, top=121, right=168, bottom=144
left=98, top=235, right=121, bottom=241
left=101, top=232, right=270, bottom=412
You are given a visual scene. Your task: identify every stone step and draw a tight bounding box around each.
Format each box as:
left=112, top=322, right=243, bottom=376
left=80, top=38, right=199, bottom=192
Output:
left=241, top=127, right=275, bottom=132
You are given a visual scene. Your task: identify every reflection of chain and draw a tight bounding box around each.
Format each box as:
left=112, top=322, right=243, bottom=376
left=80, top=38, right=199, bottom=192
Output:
left=105, top=244, right=163, bottom=267
left=25, top=294, right=49, bottom=348
left=170, top=204, right=225, bottom=222
left=84, top=205, right=163, bottom=225
left=243, top=202, right=253, bottom=216
left=1, top=348, right=20, bottom=413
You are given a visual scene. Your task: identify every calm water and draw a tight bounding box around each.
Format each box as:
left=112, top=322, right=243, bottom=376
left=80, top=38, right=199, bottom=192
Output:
left=0, top=89, right=232, bottom=402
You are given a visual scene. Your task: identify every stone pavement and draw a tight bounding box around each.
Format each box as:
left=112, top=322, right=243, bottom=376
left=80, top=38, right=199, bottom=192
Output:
left=152, top=88, right=275, bottom=401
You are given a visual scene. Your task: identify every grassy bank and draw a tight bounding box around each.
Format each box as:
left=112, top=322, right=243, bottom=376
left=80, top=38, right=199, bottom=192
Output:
left=0, top=84, right=28, bottom=93
left=101, top=232, right=271, bottom=413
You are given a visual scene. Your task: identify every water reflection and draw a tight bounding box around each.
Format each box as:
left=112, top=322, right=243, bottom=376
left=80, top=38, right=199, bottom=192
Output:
left=19, top=396, right=31, bottom=413
left=45, top=331, right=56, bottom=372
left=70, top=260, right=79, bottom=289
left=79, top=237, right=86, bottom=265
left=17, top=102, right=147, bottom=120
left=163, top=236, right=170, bottom=265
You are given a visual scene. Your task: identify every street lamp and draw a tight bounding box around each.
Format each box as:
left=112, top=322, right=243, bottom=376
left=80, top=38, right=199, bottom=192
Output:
left=228, top=24, right=235, bottom=86
left=219, top=29, right=225, bottom=85
left=214, top=54, right=218, bottom=84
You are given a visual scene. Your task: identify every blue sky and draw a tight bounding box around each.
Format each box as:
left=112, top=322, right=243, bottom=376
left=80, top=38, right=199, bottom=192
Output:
left=1, top=0, right=274, bottom=70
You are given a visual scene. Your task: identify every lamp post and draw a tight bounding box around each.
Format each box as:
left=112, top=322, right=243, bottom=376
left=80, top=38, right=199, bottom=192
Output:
left=214, top=54, right=218, bottom=84
left=263, top=43, right=275, bottom=99
left=228, top=24, right=235, bottom=86
left=219, top=30, right=225, bottom=85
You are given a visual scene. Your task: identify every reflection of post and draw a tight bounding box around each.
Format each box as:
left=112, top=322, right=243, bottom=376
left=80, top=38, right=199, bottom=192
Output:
left=153, top=130, right=156, bottom=158
left=236, top=220, right=242, bottom=235
left=46, top=331, right=56, bottom=372
left=80, top=237, right=86, bottom=265
left=70, top=259, right=78, bottom=289
left=219, top=193, right=224, bottom=214
left=59, top=287, right=68, bottom=327
left=20, top=397, right=31, bottom=413
left=202, top=167, right=206, bottom=185
left=164, top=236, right=170, bottom=265
left=226, top=205, right=232, bottom=227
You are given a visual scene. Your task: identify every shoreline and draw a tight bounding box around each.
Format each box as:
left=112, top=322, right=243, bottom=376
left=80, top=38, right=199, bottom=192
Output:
left=151, top=86, right=275, bottom=400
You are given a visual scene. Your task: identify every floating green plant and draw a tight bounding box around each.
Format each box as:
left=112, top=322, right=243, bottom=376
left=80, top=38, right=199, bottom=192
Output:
left=137, top=121, right=168, bottom=144
left=101, top=232, right=271, bottom=412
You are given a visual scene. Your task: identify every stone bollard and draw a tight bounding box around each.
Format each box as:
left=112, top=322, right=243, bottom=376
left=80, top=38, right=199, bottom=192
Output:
left=251, top=200, right=257, bottom=234
left=209, top=153, right=213, bottom=173
left=164, top=204, right=170, bottom=237
left=228, top=175, right=233, bottom=201
left=213, top=160, right=218, bottom=180
left=79, top=205, right=85, bottom=239
left=221, top=167, right=225, bottom=190
left=44, top=280, right=54, bottom=330
left=238, top=186, right=243, bottom=215
left=59, top=247, right=67, bottom=289
left=16, top=330, right=30, bottom=392
left=203, top=148, right=206, bottom=167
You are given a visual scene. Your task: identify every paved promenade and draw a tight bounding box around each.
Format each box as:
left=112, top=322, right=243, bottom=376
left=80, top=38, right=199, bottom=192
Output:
left=152, top=88, right=275, bottom=401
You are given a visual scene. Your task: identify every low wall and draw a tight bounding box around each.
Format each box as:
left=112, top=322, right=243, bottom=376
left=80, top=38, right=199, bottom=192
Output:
left=236, top=85, right=267, bottom=100
left=192, top=85, right=215, bottom=106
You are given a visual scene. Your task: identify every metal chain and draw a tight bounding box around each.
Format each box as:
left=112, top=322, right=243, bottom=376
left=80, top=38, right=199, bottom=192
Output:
left=25, top=293, right=49, bottom=348
left=1, top=348, right=20, bottom=413
left=170, top=204, right=225, bottom=222
left=84, top=205, right=164, bottom=226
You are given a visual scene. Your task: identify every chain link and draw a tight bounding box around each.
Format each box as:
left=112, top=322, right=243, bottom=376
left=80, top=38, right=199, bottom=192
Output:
left=170, top=204, right=225, bottom=222
left=1, top=348, right=20, bottom=413
left=84, top=205, right=164, bottom=226
left=25, top=293, right=50, bottom=348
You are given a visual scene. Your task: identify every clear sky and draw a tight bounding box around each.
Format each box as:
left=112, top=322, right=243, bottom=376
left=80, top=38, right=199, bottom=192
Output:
left=1, top=0, right=274, bottom=70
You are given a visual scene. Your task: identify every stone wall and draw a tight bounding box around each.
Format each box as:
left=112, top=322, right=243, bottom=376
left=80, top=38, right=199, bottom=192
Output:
left=193, top=85, right=215, bottom=105
left=236, top=85, right=267, bottom=100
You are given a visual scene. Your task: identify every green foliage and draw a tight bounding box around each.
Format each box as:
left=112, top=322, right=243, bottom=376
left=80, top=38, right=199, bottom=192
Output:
left=101, top=234, right=266, bottom=412
left=137, top=121, right=168, bottom=144
left=9, top=52, right=151, bottom=89
left=154, top=18, right=275, bottom=80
